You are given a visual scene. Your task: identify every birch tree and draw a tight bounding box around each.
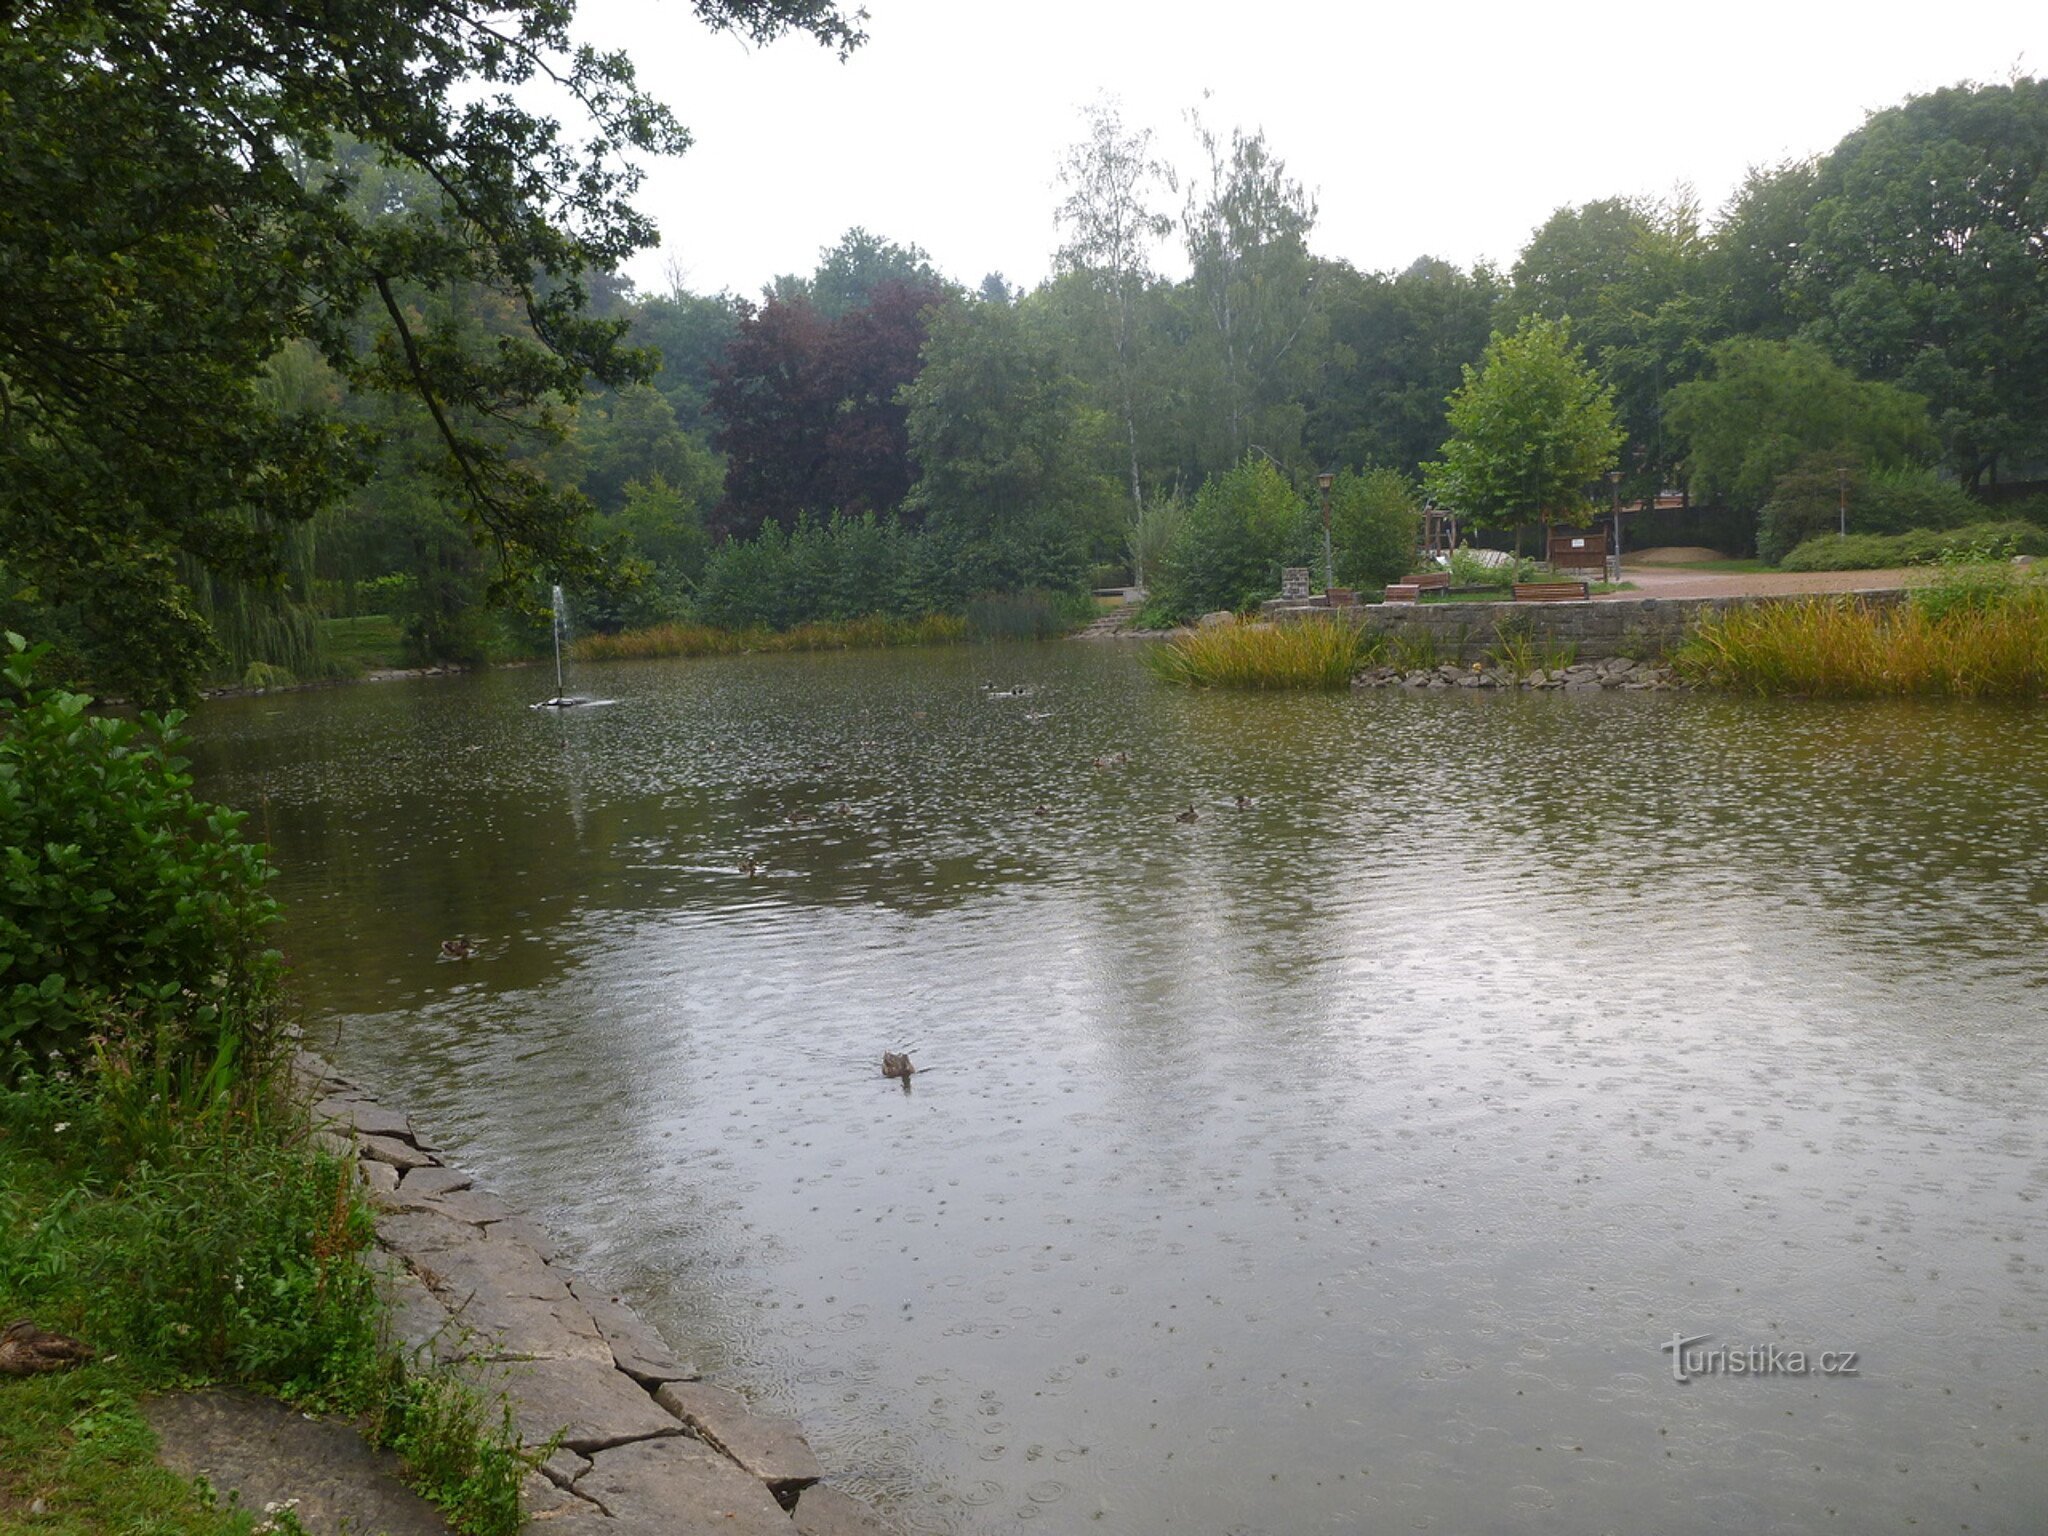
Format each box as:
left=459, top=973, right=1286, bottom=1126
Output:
left=1054, top=99, right=1175, bottom=581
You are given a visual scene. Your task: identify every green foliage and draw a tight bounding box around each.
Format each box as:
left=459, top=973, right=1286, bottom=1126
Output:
left=375, top=1374, right=534, bottom=1536
left=904, top=297, right=1115, bottom=586
left=1678, top=585, right=2048, bottom=698
left=1800, top=79, right=2048, bottom=485
left=1445, top=547, right=1539, bottom=589
left=965, top=590, right=1096, bottom=640
left=1424, top=316, right=1624, bottom=532
left=1775, top=520, right=2048, bottom=572
left=0, top=638, right=282, bottom=1077
left=1328, top=468, right=1421, bottom=588
left=1146, top=618, right=1376, bottom=690
left=0, top=1370, right=255, bottom=1534
left=1126, top=492, right=1188, bottom=594
left=1911, top=533, right=2035, bottom=622
left=572, top=614, right=968, bottom=662
left=694, top=514, right=932, bottom=631
left=1149, top=456, right=1311, bottom=620
left=0, top=0, right=863, bottom=704
left=1760, top=460, right=1990, bottom=564
left=1666, top=339, right=1933, bottom=518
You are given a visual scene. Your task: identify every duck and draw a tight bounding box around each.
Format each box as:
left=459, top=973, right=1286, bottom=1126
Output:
left=1175, top=804, right=1200, bottom=824
left=881, top=1052, right=916, bottom=1080
left=439, top=937, right=476, bottom=960
left=739, top=859, right=762, bottom=878
left=0, top=1320, right=93, bottom=1376
left=1033, top=804, right=1051, bottom=818
left=1234, top=794, right=1255, bottom=811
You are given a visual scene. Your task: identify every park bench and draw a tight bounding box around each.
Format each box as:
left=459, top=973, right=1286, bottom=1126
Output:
left=1513, top=581, right=1589, bottom=602
left=1404, top=572, right=1451, bottom=594
left=1382, top=584, right=1421, bottom=604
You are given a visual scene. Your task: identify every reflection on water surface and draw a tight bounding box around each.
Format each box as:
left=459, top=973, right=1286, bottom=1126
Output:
left=193, top=646, right=2048, bottom=1534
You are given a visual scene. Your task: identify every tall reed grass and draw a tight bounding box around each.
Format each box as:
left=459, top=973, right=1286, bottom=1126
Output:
left=1678, top=590, right=2048, bottom=698
left=1147, top=619, right=1379, bottom=690
left=572, top=613, right=969, bottom=662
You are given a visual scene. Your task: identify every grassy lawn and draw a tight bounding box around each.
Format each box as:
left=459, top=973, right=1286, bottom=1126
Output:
left=0, top=1369, right=253, bottom=1535
left=316, top=614, right=406, bottom=673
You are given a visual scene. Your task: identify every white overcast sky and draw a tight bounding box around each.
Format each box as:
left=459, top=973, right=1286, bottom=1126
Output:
left=575, top=0, right=2043, bottom=298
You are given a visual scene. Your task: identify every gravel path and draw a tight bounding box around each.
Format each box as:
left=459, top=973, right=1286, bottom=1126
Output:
left=1598, top=565, right=1925, bottom=600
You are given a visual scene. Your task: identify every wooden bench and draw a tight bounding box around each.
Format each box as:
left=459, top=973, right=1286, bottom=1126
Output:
left=1382, top=584, right=1422, bottom=604
left=1513, top=581, right=1589, bottom=602
left=1404, top=572, right=1451, bottom=594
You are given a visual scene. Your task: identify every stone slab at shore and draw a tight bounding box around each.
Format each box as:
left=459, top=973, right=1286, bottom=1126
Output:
left=295, top=1050, right=894, bottom=1534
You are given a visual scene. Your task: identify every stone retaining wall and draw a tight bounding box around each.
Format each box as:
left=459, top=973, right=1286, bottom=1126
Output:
left=1274, top=589, right=1907, bottom=661
left=299, top=1051, right=889, bottom=1536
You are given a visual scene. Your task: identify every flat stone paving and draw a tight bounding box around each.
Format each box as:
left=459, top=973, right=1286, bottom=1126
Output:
left=147, top=1052, right=894, bottom=1534
left=144, top=1389, right=448, bottom=1536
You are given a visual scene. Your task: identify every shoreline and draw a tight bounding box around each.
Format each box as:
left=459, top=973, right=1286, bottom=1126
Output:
left=296, top=1049, right=893, bottom=1534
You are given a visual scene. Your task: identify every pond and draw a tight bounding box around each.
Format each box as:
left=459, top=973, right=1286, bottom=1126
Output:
left=190, top=644, right=2048, bottom=1535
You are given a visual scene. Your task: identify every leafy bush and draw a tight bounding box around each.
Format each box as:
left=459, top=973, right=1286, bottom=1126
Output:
left=1330, top=467, right=1421, bottom=589
left=1149, top=457, right=1312, bottom=620
left=966, top=589, right=1095, bottom=640
left=1758, top=459, right=1979, bottom=563
left=1445, top=546, right=1538, bottom=589
left=1777, top=519, right=2048, bottom=571
left=1, top=636, right=281, bottom=1080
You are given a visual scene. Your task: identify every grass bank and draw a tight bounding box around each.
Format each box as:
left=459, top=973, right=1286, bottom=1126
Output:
left=1678, top=587, right=2048, bottom=698
left=1147, top=619, right=1377, bottom=691
left=1, top=634, right=529, bottom=1534
left=573, top=612, right=970, bottom=662
left=1778, top=520, right=2048, bottom=573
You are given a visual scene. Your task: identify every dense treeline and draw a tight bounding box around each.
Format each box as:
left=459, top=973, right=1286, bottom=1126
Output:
left=6, top=23, right=2046, bottom=698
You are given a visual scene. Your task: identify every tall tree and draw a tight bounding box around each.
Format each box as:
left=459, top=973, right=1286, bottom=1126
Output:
left=708, top=280, right=951, bottom=536
left=1664, top=338, right=1933, bottom=515
left=1182, top=112, right=1323, bottom=472
left=0, top=0, right=864, bottom=701
left=1425, top=317, right=1624, bottom=540
left=1799, top=77, right=2048, bottom=485
left=903, top=298, right=1116, bottom=589
left=1309, top=256, right=1504, bottom=476
left=1055, top=98, right=1176, bottom=573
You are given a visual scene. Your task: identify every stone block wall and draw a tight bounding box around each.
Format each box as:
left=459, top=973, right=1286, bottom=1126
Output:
left=1317, top=590, right=1909, bottom=662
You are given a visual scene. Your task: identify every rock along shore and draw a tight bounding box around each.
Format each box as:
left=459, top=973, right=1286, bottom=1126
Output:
left=298, top=1051, right=890, bottom=1536
left=1352, top=655, right=1688, bottom=692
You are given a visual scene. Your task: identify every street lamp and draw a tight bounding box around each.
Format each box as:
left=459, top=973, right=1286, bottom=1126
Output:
left=1317, top=471, right=1336, bottom=593
left=1837, top=466, right=1850, bottom=538
left=1607, top=470, right=1624, bottom=582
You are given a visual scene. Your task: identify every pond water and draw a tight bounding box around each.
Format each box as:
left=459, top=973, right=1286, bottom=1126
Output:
left=190, top=645, right=2048, bottom=1535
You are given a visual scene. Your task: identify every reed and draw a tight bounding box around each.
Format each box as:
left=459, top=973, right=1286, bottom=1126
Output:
left=1677, top=590, right=2048, bottom=698
left=571, top=613, right=969, bottom=662
left=1147, top=618, right=1378, bottom=691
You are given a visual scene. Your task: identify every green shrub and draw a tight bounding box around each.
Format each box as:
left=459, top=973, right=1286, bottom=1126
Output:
left=1150, top=456, right=1312, bottom=620
left=1, top=636, right=282, bottom=1080
left=1778, top=519, right=2048, bottom=571
left=966, top=589, right=1094, bottom=640
left=1758, top=460, right=1979, bottom=563
left=1330, top=467, right=1421, bottom=589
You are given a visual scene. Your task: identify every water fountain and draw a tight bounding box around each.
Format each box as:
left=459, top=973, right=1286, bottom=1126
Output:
left=532, top=584, right=590, bottom=709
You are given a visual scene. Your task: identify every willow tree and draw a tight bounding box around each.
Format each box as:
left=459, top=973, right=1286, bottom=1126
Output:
left=0, top=0, right=863, bottom=702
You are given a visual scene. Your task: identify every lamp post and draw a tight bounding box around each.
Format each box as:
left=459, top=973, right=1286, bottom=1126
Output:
left=1607, top=470, right=1624, bottom=583
left=1837, top=466, right=1849, bottom=538
left=1317, top=471, right=1335, bottom=593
